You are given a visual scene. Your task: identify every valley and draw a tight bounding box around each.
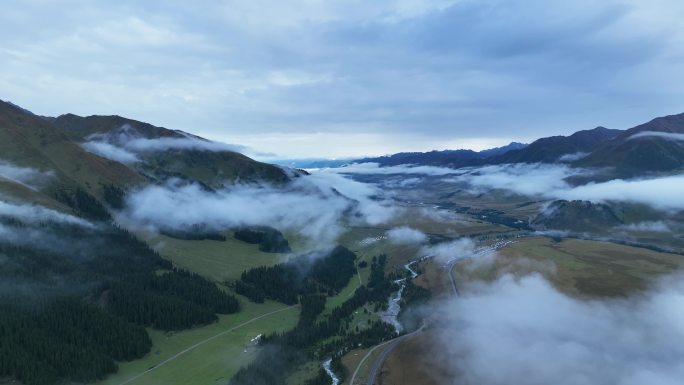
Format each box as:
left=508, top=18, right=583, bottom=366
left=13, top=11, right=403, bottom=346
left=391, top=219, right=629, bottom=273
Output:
left=1, top=99, right=683, bottom=385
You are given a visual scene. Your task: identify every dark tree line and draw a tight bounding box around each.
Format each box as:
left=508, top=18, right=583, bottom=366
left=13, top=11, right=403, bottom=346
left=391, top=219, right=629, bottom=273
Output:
left=54, top=187, right=112, bottom=221
left=229, top=254, right=400, bottom=385
left=398, top=280, right=432, bottom=332
left=0, top=215, right=240, bottom=385
left=235, top=246, right=356, bottom=304
left=0, top=298, right=150, bottom=385
left=102, top=183, right=126, bottom=209
left=233, top=226, right=291, bottom=253
left=304, top=357, right=345, bottom=385
left=161, top=224, right=227, bottom=241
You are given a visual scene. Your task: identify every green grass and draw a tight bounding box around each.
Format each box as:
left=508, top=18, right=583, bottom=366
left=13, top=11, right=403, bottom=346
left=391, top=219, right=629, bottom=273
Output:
left=94, top=300, right=299, bottom=385
left=323, top=271, right=362, bottom=315
left=493, top=236, right=684, bottom=297
left=286, top=361, right=320, bottom=385
left=145, top=233, right=288, bottom=283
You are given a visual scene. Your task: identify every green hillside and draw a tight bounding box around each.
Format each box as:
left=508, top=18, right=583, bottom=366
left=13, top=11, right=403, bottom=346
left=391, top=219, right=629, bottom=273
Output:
left=52, top=114, right=291, bottom=187
left=0, top=100, right=144, bottom=202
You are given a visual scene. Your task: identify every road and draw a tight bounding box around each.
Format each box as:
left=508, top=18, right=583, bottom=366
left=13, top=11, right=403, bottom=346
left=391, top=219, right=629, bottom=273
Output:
left=116, top=305, right=297, bottom=385
left=364, top=337, right=404, bottom=385
left=354, top=240, right=515, bottom=385
left=358, top=245, right=485, bottom=384
left=447, top=259, right=461, bottom=296
left=347, top=336, right=400, bottom=385
left=347, top=324, right=425, bottom=385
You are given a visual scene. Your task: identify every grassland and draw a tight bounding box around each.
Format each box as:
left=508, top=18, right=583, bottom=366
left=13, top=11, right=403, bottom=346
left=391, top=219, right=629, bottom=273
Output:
left=94, top=300, right=299, bottom=385
left=491, top=236, right=684, bottom=296
left=359, top=235, right=684, bottom=385
left=142, top=232, right=288, bottom=283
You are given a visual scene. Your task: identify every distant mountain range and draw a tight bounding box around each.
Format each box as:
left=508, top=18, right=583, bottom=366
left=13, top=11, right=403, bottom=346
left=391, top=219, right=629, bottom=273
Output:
left=349, top=113, right=684, bottom=177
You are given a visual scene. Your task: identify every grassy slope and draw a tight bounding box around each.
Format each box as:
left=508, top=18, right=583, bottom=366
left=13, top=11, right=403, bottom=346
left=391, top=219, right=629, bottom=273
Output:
left=52, top=113, right=290, bottom=187
left=90, top=233, right=299, bottom=385
left=94, top=300, right=299, bottom=385
left=146, top=232, right=289, bottom=282
left=346, top=235, right=684, bottom=385
left=494, top=237, right=683, bottom=296
left=0, top=101, right=144, bottom=200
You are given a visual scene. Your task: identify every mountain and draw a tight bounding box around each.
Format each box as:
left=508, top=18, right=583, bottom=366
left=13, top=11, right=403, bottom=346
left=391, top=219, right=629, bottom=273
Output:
left=489, top=127, right=622, bottom=164
left=575, top=113, right=684, bottom=177
left=51, top=114, right=290, bottom=188
left=478, top=142, right=528, bottom=157
left=354, top=142, right=528, bottom=168
left=0, top=100, right=254, bottom=385
left=349, top=127, right=622, bottom=169
left=347, top=112, right=684, bottom=179
left=0, top=100, right=144, bottom=207
left=532, top=200, right=624, bottom=233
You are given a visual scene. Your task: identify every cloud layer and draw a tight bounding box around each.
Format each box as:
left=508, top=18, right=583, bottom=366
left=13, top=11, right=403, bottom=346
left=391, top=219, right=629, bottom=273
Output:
left=323, top=162, right=464, bottom=176
left=0, top=161, right=55, bottom=190
left=386, top=226, right=428, bottom=245
left=420, top=238, right=476, bottom=264
left=629, top=131, right=684, bottom=142
left=81, top=125, right=250, bottom=163
left=437, top=274, right=684, bottom=385
left=0, top=200, right=93, bottom=228
left=120, top=171, right=396, bottom=247
left=3, top=1, right=684, bottom=157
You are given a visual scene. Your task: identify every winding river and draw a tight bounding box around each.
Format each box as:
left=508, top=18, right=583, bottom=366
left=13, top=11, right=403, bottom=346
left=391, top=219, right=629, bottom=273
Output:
left=380, top=258, right=425, bottom=334
left=322, top=358, right=341, bottom=385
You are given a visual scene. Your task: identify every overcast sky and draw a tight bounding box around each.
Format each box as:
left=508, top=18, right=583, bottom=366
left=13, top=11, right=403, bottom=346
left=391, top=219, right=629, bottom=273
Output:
left=2, top=0, right=684, bottom=159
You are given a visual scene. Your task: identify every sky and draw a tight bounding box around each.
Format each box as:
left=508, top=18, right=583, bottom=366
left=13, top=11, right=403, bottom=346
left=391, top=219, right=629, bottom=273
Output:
left=1, top=0, right=684, bottom=159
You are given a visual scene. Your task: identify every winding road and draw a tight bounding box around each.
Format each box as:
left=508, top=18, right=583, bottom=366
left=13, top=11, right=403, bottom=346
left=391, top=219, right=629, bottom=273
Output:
left=116, top=305, right=297, bottom=385
left=357, top=241, right=514, bottom=384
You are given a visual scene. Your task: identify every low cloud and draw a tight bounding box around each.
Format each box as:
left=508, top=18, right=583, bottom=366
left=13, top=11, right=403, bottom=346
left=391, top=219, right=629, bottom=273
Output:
left=420, top=238, right=476, bottom=264
left=81, top=141, right=140, bottom=164
left=450, top=163, right=582, bottom=197
left=0, top=200, right=93, bottom=228
left=119, top=171, right=396, bottom=248
left=442, top=163, right=684, bottom=212
left=0, top=161, right=55, bottom=190
left=303, top=171, right=397, bottom=226
left=416, top=207, right=466, bottom=225
left=81, top=124, right=250, bottom=163
left=436, top=274, right=684, bottom=385
left=386, top=226, right=428, bottom=245
left=620, top=221, right=672, bottom=233
left=322, top=162, right=463, bottom=176
left=554, top=175, right=684, bottom=211
left=629, top=131, right=684, bottom=142
left=124, top=136, right=248, bottom=153
left=558, top=152, right=588, bottom=162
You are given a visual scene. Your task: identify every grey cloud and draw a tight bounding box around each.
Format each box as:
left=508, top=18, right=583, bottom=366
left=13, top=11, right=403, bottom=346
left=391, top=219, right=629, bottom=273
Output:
left=436, top=273, right=684, bottom=385
left=619, top=221, right=672, bottom=233
left=324, top=162, right=464, bottom=176
left=629, top=131, right=684, bottom=142
left=124, top=137, right=248, bottom=153
left=81, top=141, right=140, bottom=164
left=554, top=175, right=684, bottom=211
left=386, top=226, right=428, bottom=245
left=119, top=171, right=396, bottom=248
left=558, top=152, right=589, bottom=162
left=0, top=161, right=55, bottom=190
left=449, top=163, right=583, bottom=196
left=1, top=1, right=684, bottom=158
left=444, top=163, right=684, bottom=212
left=0, top=200, right=93, bottom=228
left=81, top=125, right=252, bottom=162
left=420, top=238, right=476, bottom=264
